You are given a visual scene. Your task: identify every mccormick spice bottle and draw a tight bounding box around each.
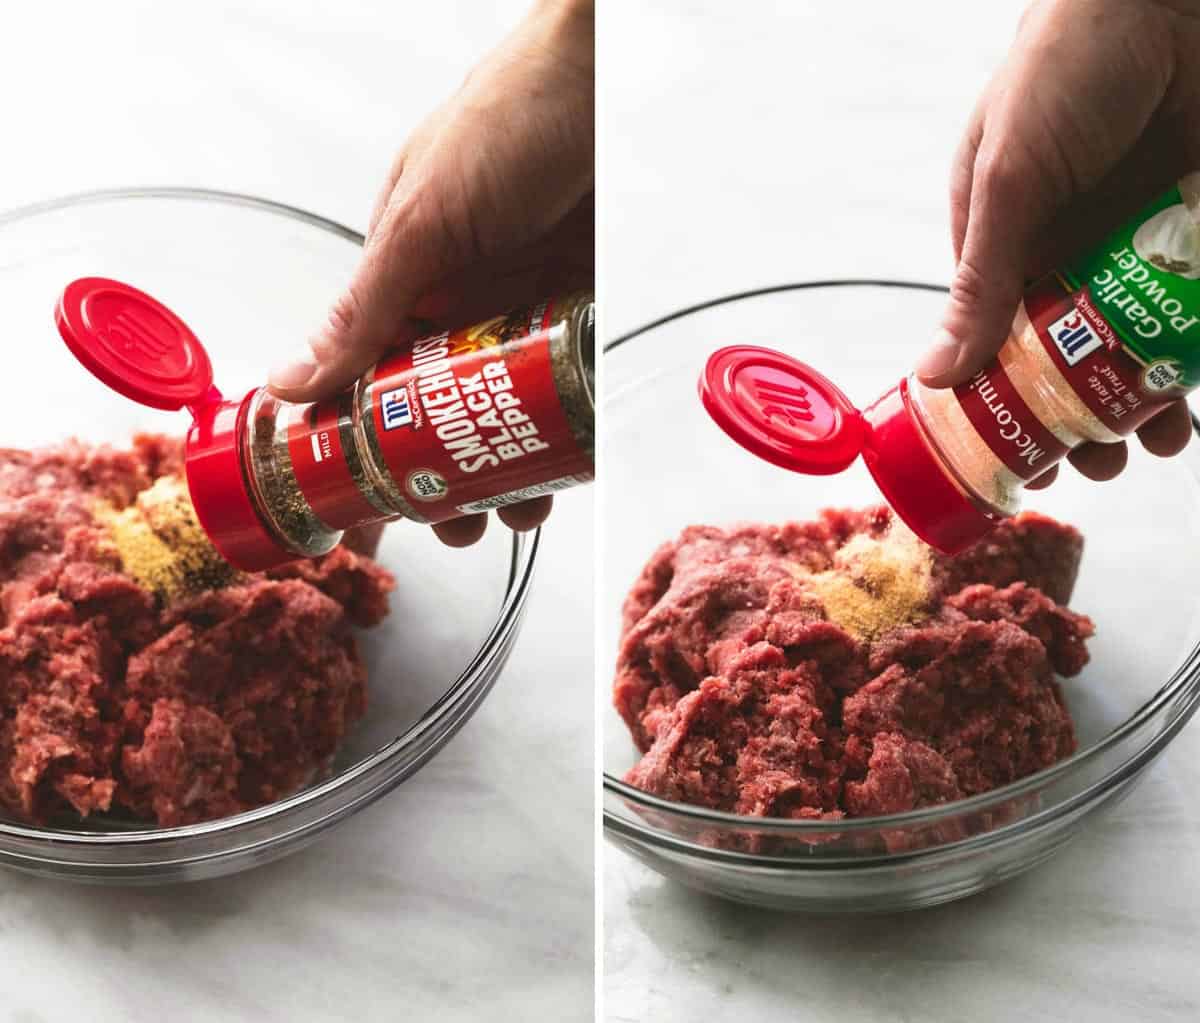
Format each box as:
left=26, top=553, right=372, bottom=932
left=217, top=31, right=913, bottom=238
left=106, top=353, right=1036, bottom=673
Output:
left=56, top=279, right=594, bottom=570
left=701, top=174, right=1200, bottom=554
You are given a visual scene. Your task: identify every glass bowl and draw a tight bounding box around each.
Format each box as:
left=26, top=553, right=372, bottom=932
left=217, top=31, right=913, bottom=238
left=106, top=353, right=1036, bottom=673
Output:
left=0, top=188, right=536, bottom=883
left=602, top=281, right=1200, bottom=913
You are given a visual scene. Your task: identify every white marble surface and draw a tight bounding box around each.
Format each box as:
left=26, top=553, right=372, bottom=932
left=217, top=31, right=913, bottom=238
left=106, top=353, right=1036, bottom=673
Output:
left=601, top=2, right=1200, bottom=1020
left=0, top=3, right=592, bottom=1021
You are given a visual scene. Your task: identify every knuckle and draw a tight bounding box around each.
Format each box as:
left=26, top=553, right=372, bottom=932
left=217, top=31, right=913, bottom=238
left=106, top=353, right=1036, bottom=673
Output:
left=949, top=256, right=989, bottom=310
left=379, top=184, right=481, bottom=277
left=973, top=148, right=1022, bottom=204
left=328, top=290, right=361, bottom=335
left=317, top=287, right=369, bottom=357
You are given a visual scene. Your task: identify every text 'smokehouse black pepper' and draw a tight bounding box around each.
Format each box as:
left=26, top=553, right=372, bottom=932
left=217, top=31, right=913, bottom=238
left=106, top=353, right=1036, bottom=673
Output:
left=248, top=292, right=595, bottom=557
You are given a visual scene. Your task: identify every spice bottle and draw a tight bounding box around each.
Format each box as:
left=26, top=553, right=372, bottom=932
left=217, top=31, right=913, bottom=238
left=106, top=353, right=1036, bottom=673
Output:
left=56, top=279, right=594, bottom=570
left=701, top=174, right=1200, bottom=555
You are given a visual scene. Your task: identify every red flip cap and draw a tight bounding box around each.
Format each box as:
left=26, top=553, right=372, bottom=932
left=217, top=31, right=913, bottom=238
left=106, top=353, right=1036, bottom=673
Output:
left=699, top=345, right=998, bottom=555
left=55, top=277, right=299, bottom=571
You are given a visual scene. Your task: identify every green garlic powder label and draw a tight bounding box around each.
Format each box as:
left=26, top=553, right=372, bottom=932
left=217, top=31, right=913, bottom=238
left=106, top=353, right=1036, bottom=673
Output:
left=1061, top=185, right=1200, bottom=388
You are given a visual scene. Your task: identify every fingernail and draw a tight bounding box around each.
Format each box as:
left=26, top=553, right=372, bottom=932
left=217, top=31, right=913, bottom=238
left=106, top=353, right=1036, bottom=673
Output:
left=268, top=352, right=318, bottom=390
left=916, top=329, right=961, bottom=383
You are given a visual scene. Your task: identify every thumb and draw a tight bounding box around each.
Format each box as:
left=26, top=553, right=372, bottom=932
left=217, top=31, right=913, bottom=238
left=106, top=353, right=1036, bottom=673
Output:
left=268, top=180, right=466, bottom=402
left=917, top=145, right=1053, bottom=388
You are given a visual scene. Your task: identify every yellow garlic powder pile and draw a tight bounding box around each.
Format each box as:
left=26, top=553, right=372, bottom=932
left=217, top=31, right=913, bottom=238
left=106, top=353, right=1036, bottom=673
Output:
left=95, top=475, right=238, bottom=602
left=807, top=520, right=933, bottom=641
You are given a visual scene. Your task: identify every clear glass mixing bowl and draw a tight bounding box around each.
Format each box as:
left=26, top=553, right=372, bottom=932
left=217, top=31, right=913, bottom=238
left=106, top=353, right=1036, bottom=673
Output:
left=602, top=281, right=1200, bottom=913
left=0, top=188, right=536, bottom=883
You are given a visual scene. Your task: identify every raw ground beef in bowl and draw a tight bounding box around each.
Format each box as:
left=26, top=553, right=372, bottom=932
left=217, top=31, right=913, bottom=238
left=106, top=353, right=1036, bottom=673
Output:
left=0, top=434, right=394, bottom=828
left=613, top=506, right=1093, bottom=825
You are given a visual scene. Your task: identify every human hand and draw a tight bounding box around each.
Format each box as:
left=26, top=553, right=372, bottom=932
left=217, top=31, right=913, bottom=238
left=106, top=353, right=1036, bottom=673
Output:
left=269, top=0, right=593, bottom=545
left=917, top=0, right=1198, bottom=488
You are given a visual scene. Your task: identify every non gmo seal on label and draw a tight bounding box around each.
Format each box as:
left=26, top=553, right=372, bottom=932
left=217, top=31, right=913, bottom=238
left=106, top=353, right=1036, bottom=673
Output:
left=406, top=468, right=449, bottom=502
left=1143, top=358, right=1184, bottom=393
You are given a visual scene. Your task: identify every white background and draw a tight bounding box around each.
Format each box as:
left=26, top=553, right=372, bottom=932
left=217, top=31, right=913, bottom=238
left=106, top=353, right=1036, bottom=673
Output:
left=0, top=2, right=593, bottom=1021
left=602, top=2, right=1200, bottom=1022
left=5, top=1, right=1200, bottom=1020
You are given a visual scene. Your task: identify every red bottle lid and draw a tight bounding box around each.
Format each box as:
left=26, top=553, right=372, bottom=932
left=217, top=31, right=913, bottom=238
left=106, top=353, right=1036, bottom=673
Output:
left=55, top=277, right=299, bottom=571
left=699, top=345, right=997, bottom=554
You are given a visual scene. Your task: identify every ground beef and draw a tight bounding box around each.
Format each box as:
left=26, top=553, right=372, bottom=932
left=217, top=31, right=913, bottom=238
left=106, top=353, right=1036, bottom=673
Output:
left=0, top=436, right=393, bottom=827
left=615, top=507, right=1093, bottom=820
left=625, top=642, right=844, bottom=819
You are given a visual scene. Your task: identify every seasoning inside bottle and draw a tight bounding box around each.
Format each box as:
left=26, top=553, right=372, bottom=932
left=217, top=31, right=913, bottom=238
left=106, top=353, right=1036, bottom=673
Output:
left=244, top=292, right=595, bottom=560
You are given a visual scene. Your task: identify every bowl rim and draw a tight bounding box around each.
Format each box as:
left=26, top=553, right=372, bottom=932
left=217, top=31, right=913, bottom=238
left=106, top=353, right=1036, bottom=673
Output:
left=602, top=278, right=1200, bottom=840
left=0, top=185, right=540, bottom=847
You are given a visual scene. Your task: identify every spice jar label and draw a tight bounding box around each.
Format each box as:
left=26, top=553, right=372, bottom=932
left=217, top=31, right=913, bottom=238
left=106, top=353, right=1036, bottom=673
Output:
left=953, top=357, right=1071, bottom=480
left=364, top=298, right=593, bottom=523
left=1042, top=183, right=1200, bottom=432
left=1021, top=275, right=1165, bottom=434
left=946, top=181, right=1200, bottom=488
left=286, top=396, right=385, bottom=529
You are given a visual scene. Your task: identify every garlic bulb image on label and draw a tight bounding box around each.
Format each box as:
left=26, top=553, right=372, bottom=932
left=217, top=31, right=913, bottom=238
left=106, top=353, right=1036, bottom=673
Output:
left=1133, top=203, right=1200, bottom=279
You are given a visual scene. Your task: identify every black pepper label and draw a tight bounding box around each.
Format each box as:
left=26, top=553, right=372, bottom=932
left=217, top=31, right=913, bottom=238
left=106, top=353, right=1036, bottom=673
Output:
left=367, top=299, right=591, bottom=523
